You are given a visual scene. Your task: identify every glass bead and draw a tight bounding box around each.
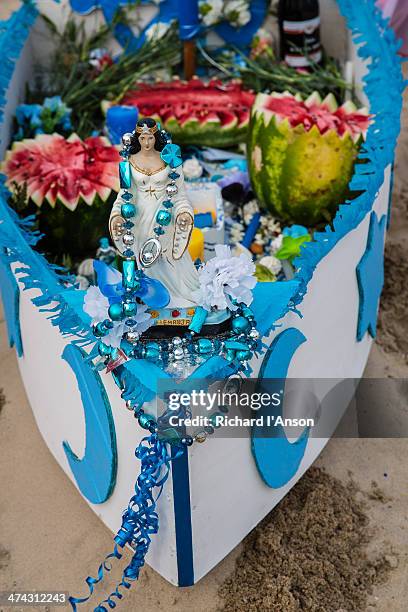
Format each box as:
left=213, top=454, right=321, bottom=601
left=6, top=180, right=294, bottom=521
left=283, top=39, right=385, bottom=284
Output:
left=168, top=171, right=180, bottom=180
left=122, top=232, right=134, bottom=246
left=181, top=435, right=193, bottom=446
left=232, top=316, right=250, bottom=334
left=166, top=183, right=178, bottom=197
left=194, top=431, right=207, bottom=443
left=121, top=202, right=136, bottom=219
left=162, top=200, right=174, bottom=209
left=138, top=413, right=155, bottom=430
left=197, top=338, right=212, bottom=354
left=98, top=341, right=112, bottom=357
left=154, top=226, right=165, bottom=236
left=123, top=301, right=137, bottom=317
left=108, top=302, right=123, bottom=321
left=123, top=249, right=134, bottom=258
left=156, top=209, right=172, bottom=226
left=122, top=191, right=133, bottom=201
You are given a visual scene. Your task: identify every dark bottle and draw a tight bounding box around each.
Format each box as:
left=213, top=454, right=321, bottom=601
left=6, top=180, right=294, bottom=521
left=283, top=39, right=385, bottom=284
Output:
left=278, top=0, right=322, bottom=68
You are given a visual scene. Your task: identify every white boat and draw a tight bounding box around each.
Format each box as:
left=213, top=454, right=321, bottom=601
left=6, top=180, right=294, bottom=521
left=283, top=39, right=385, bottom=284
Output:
left=0, top=0, right=403, bottom=588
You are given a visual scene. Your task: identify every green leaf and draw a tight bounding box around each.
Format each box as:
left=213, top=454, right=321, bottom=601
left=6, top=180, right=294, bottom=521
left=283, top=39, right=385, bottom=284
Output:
left=275, top=234, right=311, bottom=262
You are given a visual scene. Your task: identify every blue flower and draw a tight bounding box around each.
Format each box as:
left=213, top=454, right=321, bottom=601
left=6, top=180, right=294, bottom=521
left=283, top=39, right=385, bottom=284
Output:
left=282, top=225, right=309, bottom=239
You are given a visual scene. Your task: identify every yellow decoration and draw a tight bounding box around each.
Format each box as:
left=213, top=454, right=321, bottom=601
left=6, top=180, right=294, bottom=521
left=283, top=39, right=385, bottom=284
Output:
left=187, top=308, right=196, bottom=316
left=188, top=227, right=204, bottom=262
left=150, top=310, right=160, bottom=318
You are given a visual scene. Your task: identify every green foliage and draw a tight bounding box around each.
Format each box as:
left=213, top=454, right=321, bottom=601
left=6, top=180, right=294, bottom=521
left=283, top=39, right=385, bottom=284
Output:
left=39, top=13, right=182, bottom=138
left=275, top=234, right=311, bottom=262
left=200, top=46, right=353, bottom=101
left=37, top=193, right=116, bottom=262
left=8, top=181, right=29, bottom=213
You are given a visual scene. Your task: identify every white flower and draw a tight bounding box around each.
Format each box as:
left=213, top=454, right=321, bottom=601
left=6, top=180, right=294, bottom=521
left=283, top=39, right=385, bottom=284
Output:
left=193, top=244, right=256, bottom=311
left=104, top=322, right=126, bottom=349
left=270, top=234, right=283, bottom=253
left=145, top=21, right=171, bottom=40
left=243, top=199, right=259, bottom=218
left=183, top=157, right=203, bottom=180
left=200, top=0, right=223, bottom=26
left=83, top=285, right=109, bottom=324
left=259, top=255, right=282, bottom=275
left=254, top=232, right=265, bottom=245
left=225, top=0, right=251, bottom=26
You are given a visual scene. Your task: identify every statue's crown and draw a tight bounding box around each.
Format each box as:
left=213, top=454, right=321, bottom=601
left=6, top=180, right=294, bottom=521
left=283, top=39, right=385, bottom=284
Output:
left=136, top=123, right=158, bottom=135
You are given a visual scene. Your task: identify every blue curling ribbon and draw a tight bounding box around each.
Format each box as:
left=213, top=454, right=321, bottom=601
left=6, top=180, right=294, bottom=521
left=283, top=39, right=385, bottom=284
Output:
left=69, top=433, right=172, bottom=611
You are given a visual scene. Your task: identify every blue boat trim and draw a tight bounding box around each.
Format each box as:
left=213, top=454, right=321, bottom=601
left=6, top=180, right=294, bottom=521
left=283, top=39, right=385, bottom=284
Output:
left=171, top=444, right=194, bottom=586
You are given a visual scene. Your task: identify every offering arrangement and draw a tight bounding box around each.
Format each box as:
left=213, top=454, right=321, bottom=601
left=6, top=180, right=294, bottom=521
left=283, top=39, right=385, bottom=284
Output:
left=0, top=0, right=404, bottom=609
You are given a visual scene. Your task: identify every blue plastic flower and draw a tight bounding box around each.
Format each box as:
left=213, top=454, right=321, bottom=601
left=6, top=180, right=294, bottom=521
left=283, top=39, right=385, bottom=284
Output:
left=282, top=225, right=309, bottom=239
left=160, top=143, right=183, bottom=168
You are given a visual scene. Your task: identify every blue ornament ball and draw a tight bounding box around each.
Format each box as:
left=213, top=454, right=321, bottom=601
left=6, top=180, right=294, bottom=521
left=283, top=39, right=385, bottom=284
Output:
left=232, top=316, right=250, bottom=334
left=108, top=302, right=123, bottom=321
left=121, top=202, right=136, bottom=219
left=156, top=209, right=172, bottom=226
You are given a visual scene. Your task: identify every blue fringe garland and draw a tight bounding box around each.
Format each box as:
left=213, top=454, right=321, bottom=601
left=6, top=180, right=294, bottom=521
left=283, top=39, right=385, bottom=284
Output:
left=0, top=1, right=38, bottom=129
left=290, top=0, right=406, bottom=310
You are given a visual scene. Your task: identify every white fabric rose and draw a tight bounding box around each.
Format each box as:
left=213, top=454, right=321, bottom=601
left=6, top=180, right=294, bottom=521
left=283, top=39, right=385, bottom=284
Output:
left=193, top=244, right=256, bottom=311
left=83, top=286, right=109, bottom=324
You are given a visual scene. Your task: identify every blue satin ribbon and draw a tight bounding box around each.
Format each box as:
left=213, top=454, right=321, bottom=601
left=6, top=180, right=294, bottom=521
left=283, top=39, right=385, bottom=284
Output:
left=93, top=260, right=170, bottom=309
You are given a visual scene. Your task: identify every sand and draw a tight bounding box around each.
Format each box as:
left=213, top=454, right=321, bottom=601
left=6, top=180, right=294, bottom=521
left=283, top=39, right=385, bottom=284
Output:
left=0, top=3, right=407, bottom=611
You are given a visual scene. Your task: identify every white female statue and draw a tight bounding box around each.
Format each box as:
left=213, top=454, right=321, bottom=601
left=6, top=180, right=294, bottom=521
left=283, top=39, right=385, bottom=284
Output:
left=109, top=118, right=199, bottom=308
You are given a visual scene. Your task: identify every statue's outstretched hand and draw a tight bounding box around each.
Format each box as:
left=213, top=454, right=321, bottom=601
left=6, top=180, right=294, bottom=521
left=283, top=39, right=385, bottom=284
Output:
left=172, top=211, right=194, bottom=260
left=109, top=214, right=125, bottom=249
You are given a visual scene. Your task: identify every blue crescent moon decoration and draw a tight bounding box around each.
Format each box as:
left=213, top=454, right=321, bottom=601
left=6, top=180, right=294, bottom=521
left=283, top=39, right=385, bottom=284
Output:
left=356, top=211, right=387, bottom=341
left=62, top=343, right=118, bottom=504
left=252, top=328, right=309, bottom=489
left=69, top=0, right=267, bottom=50
left=0, top=251, right=23, bottom=357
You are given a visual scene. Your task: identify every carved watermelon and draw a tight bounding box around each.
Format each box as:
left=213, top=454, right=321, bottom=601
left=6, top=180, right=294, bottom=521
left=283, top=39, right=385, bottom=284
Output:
left=1, top=133, right=120, bottom=259
left=247, top=91, right=371, bottom=224
left=118, top=78, right=255, bottom=147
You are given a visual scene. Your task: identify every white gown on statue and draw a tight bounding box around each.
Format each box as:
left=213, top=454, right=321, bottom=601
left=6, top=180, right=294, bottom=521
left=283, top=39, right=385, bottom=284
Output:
left=111, top=163, right=199, bottom=308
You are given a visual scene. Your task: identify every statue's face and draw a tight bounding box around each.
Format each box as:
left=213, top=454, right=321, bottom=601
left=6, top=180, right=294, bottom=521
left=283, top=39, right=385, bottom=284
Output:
left=138, top=132, right=155, bottom=152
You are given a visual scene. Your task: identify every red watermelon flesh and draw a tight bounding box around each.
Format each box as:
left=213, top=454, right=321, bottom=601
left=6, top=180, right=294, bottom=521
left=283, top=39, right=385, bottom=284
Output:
left=120, top=78, right=255, bottom=146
